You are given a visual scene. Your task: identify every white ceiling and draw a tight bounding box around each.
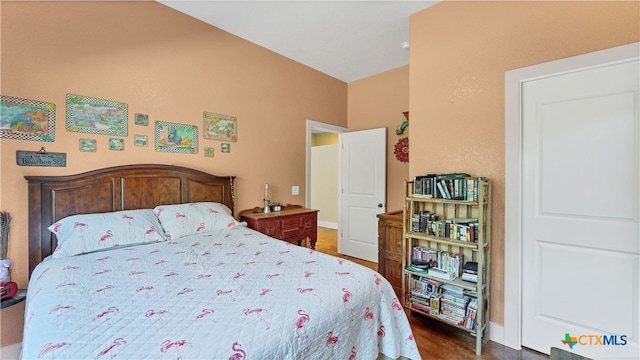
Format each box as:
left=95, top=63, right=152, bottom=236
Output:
left=157, top=1, right=439, bottom=83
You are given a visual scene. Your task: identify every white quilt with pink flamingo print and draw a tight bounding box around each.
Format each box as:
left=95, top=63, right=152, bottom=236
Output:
left=21, top=224, right=421, bottom=360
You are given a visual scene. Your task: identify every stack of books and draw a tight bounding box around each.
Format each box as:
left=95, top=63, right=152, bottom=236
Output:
left=411, top=246, right=463, bottom=278
left=464, top=298, right=478, bottom=330
left=462, top=261, right=478, bottom=283
left=440, top=287, right=471, bottom=326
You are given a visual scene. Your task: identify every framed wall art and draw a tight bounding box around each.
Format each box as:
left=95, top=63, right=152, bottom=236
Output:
left=66, top=93, right=128, bottom=136
left=204, top=147, right=215, bottom=157
left=221, top=143, right=230, bottom=153
left=109, top=138, right=124, bottom=151
left=135, top=113, right=149, bottom=126
left=134, top=134, right=148, bottom=147
left=79, top=139, right=97, bottom=152
left=203, top=111, right=237, bottom=142
left=155, top=121, right=198, bottom=154
left=1, top=95, right=56, bottom=142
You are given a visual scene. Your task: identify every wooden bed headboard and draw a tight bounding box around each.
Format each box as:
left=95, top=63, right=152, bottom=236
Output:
left=25, top=164, right=235, bottom=276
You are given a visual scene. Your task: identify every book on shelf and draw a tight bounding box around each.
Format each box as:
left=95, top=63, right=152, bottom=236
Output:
left=410, top=299, right=431, bottom=314
left=408, top=274, right=478, bottom=330
left=413, top=174, right=436, bottom=197
left=412, top=246, right=463, bottom=278
left=462, top=273, right=478, bottom=283
left=426, top=267, right=455, bottom=281
left=411, top=173, right=487, bottom=201
left=430, top=293, right=442, bottom=315
left=406, top=265, right=428, bottom=274
left=462, top=261, right=479, bottom=283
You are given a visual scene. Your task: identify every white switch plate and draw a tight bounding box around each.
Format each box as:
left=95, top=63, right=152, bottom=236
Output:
left=292, top=185, right=299, bottom=195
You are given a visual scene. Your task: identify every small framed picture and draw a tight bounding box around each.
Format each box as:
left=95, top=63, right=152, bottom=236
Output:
left=155, top=121, right=198, bottom=154
left=204, top=147, right=215, bottom=157
left=109, top=138, right=124, bottom=151
left=221, top=143, right=230, bottom=153
left=135, top=113, right=149, bottom=126
left=79, top=138, right=97, bottom=152
left=134, top=134, right=148, bottom=147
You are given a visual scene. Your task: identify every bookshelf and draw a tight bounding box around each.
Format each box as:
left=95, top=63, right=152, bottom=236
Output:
left=402, top=175, right=491, bottom=355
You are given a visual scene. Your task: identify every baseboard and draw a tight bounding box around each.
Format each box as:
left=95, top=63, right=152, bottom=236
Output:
left=489, top=321, right=520, bottom=350
left=0, top=343, right=21, bottom=360
left=318, top=221, right=337, bottom=229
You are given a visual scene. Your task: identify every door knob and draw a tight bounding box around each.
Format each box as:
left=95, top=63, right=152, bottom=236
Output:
left=378, top=203, right=383, bottom=208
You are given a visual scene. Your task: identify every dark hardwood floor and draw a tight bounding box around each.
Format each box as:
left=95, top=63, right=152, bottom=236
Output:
left=314, top=227, right=549, bottom=360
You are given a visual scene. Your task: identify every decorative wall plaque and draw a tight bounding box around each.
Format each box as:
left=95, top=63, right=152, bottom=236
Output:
left=16, top=148, right=66, bottom=167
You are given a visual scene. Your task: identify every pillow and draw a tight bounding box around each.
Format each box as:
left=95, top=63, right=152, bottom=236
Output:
left=48, top=209, right=166, bottom=258
left=153, top=202, right=239, bottom=240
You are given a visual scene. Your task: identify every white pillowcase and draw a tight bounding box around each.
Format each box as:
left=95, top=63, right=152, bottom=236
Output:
left=153, top=202, right=239, bottom=240
left=48, top=209, right=166, bottom=258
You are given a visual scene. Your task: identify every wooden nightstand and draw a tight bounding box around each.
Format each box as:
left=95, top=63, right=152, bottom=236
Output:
left=239, top=205, right=319, bottom=249
left=377, top=210, right=403, bottom=298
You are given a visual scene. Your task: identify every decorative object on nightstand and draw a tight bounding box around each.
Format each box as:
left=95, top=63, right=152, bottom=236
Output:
left=263, top=183, right=271, bottom=213
left=239, top=205, right=318, bottom=249
left=0, top=211, right=18, bottom=302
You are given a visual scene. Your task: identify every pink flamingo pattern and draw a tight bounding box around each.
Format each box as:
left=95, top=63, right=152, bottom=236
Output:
left=38, top=342, right=71, bottom=359
left=95, top=307, right=119, bottom=321
left=295, top=309, right=310, bottom=338
left=177, top=288, right=193, bottom=296
left=348, top=346, right=357, bottom=360
left=24, top=222, right=422, bottom=360
left=243, top=308, right=269, bottom=329
left=49, top=305, right=75, bottom=315
left=326, top=331, right=339, bottom=358
left=297, top=287, right=323, bottom=302
left=51, top=222, right=62, bottom=232
left=144, top=226, right=157, bottom=240
left=160, top=339, right=190, bottom=359
left=195, top=309, right=215, bottom=320
left=392, top=298, right=403, bottom=312
left=95, top=285, right=114, bottom=294
left=95, top=338, right=126, bottom=359
left=228, top=342, right=246, bottom=360
left=73, top=222, right=88, bottom=241
left=55, top=282, right=76, bottom=290
left=146, top=309, right=169, bottom=320
left=364, top=307, right=374, bottom=320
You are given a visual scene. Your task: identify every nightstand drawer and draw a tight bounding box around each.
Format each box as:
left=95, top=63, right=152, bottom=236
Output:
left=239, top=206, right=319, bottom=249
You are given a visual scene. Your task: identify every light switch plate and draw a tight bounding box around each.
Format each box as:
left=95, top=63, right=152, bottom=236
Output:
left=292, top=185, right=299, bottom=195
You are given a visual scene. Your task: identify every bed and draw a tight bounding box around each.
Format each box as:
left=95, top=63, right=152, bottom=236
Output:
left=22, top=164, right=421, bottom=360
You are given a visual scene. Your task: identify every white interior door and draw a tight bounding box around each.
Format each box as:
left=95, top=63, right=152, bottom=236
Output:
left=339, top=128, right=386, bottom=263
left=521, top=58, right=639, bottom=359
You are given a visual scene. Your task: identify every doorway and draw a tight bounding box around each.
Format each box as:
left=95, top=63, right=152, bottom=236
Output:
left=305, top=119, right=347, bottom=228
left=505, top=42, right=640, bottom=357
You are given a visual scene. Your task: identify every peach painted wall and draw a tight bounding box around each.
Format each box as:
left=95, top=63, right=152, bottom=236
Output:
left=0, top=0, right=347, bottom=296
left=409, top=1, right=639, bottom=327
left=348, top=66, right=410, bottom=212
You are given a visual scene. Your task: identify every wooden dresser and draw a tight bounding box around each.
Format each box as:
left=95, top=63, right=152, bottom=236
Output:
left=377, top=210, right=404, bottom=298
left=239, top=205, right=319, bottom=249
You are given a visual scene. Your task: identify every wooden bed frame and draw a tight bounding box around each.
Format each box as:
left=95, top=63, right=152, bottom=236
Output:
left=25, top=164, right=235, bottom=276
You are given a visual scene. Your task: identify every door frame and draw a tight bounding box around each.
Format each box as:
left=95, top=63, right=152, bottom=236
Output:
left=504, top=42, right=640, bottom=350
left=305, top=119, right=348, bottom=209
